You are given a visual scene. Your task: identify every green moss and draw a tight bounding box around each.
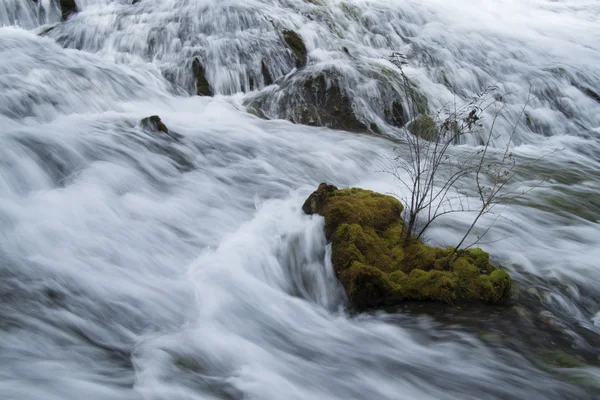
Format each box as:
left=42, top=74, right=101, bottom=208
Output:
left=489, top=270, right=512, bottom=301
left=339, top=2, right=361, bottom=20
left=540, top=350, right=585, bottom=369
left=283, top=30, right=308, bottom=68
left=399, top=269, right=458, bottom=302
left=340, top=262, right=402, bottom=309
left=408, top=114, right=438, bottom=141
left=246, top=106, right=260, bottom=117
left=322, top=188, right=404, bottom=237
left=303, top=184, right=512, bottom=310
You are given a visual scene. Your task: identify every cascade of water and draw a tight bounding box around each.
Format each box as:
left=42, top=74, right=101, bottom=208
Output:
left=0, top=0, right=61, bottom=28
left=1, top=0, right=599, bottom=399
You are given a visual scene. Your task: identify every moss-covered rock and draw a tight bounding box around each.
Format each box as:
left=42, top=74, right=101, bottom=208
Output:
left=303, top=183, right=512, bottom=310
left=408, top=114, right=438, bottom=141
left=283, top=30, right=308, bottom=69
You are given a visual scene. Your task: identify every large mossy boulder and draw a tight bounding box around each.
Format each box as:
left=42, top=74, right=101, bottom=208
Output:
left=303, top=183, right=512, bottom=310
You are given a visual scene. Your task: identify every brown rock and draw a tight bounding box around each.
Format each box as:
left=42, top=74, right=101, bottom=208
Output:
left=140, top=115, right=169, bottom=134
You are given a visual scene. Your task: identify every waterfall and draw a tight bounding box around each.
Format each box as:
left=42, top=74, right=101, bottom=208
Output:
left=1, top=1, right=599, bottom=399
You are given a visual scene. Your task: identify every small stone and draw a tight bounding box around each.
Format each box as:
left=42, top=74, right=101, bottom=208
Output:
left=538, top=310, right=558, bottom=328
left=512, top=305, right=532, bottom=319
left=526, top=287, right=541, bottom=298
left=140, top=115, right=169, bottom=134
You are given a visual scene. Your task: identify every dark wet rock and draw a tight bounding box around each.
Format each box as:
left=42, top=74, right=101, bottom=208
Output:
left=583, top=87, right=600, bottom=103
left=303, top=184, right=512, bottom=310
left=283, top=30, right=308, bottom=69
left=293, top=73, right=367, bottom=131
left=192, top=58, right=213, bottom=97
left=246, top=69, right=368, bottom=132
left=38, top=24, right=57, bottom=37
left=245, top=62, right=429, bottom=133
left=246, top=60, right=274, bottom=92
left=59, top=0, right=77, bottom=21
left=385, top=100, right=405, bottom=127
left=302, top=183, right=338, bottom=216
left=369, top=122, right=381, bottom=135
left=539, top=350, right=586, bottom=368
left=140, top=115, right=169, bottom=134
left=261, top=59, right=274, bottom=86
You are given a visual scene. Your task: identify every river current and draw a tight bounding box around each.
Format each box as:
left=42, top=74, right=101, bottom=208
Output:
left=1, top=0, right=599, bottom=399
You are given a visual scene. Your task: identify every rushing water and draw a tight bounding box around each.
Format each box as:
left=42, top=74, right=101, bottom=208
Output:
left=1, top=0, right=600, bottom=399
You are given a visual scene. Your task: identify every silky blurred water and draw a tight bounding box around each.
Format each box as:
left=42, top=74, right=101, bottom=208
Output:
left=1, top=0, right=599, bottom=399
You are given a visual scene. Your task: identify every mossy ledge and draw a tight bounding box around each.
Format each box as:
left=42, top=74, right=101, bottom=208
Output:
left=303, top=183, right=512, bottom=310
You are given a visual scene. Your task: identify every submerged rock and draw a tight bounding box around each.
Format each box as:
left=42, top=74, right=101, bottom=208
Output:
left=583, top=87, right=600, bottom=103
left=283, top=30, right=308, bottom=69
left=303, top=184, right=512, bottom=310
left=292, top=72, right=367, bottom=131
left=247, top=69, right=369, bottom=132
left=192, top=57, right=213, bottom=96
left=244, top=60, right=429, bottom=134
left=385, top=100, right=405, bottom=127
left=140, top=115, right=169, bottom=134
left=59, top=0, right=77, bottom=21
left=261, top=59, right=274, bottom=86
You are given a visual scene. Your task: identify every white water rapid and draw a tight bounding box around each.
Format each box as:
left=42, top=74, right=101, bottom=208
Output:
left=1, top=0, right=599, bottom=399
